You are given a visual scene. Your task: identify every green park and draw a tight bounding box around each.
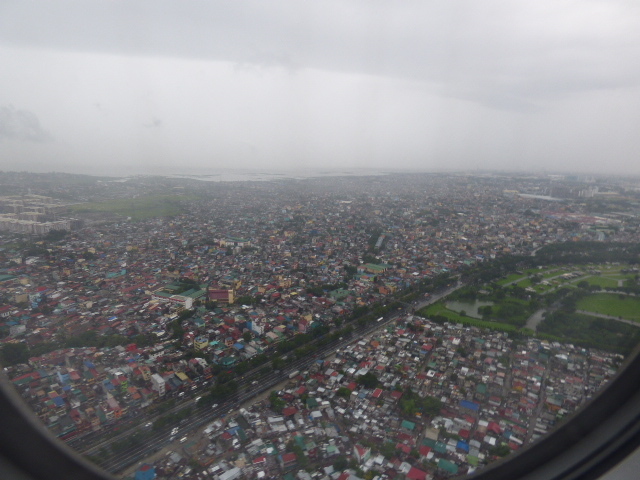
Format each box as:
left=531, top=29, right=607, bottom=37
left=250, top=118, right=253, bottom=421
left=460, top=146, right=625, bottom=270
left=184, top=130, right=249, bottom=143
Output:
left=418, top=253, right=640, bottom=354
left=69, top=194, right=198, bottom=221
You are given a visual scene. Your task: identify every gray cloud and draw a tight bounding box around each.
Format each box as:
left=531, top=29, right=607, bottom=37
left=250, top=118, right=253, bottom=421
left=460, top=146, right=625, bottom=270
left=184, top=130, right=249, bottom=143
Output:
left=1, top=1, right=638, bottom=108
left=144, top=118, right=163, bottom=128
left=0, top=105, right=52, bottom=143
left=0, top=1, right=639, bottom=175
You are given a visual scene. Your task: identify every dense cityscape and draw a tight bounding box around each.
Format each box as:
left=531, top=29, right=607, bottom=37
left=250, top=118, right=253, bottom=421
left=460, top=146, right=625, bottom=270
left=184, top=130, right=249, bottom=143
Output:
left=1, top=171, right=640, bottom=480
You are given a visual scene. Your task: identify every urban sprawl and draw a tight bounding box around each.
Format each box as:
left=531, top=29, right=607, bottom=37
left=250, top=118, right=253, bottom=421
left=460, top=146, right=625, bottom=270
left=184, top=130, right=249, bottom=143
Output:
left=1, top=171, right=640, bottom=480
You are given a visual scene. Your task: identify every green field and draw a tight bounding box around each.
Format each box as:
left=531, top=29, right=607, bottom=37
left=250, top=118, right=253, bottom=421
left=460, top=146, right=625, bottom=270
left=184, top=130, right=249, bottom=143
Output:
left=496, top=273, right=526, bottom=286
left=516, top=278, right=533, bottom=288
left=611, top=275, right=635, bottom=281
left=584, top=276, right=620, bottom=289
left=600, top=266, right=624, bottom=274
left=576, top=293, right=640, bottom=321
left=69, top=195, right=195, bottom=220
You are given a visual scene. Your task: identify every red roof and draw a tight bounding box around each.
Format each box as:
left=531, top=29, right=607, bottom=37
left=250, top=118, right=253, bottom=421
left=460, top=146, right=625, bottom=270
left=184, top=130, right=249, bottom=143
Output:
left=488, top=421, right=502, bottom=434
left=355, top=444, right=368, bottom=457
left=419, top=445, right=432, bottom=456
left=396, top=443, right=411, bottom=454
left=406, top=467, right=428, bottom=480
left=281, top=452, right=297, bottom=462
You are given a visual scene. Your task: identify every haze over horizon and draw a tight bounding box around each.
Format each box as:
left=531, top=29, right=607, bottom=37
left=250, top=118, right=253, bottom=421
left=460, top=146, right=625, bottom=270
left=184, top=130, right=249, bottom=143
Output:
left=1, top=1, right=639, bottom=176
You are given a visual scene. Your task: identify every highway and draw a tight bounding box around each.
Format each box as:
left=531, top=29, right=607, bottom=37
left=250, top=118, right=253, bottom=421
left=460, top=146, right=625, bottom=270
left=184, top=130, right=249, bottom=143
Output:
left=73, top=282, right=463, bottom=473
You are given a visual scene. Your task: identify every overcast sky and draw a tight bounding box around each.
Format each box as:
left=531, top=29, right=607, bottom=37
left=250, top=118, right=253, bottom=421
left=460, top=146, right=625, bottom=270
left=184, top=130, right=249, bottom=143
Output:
left=1, top=1, right=639, bottom=176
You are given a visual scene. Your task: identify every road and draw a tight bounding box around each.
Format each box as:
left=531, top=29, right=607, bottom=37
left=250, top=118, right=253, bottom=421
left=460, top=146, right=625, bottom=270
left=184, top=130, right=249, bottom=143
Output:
left=75, top=282, right=465, bottom=474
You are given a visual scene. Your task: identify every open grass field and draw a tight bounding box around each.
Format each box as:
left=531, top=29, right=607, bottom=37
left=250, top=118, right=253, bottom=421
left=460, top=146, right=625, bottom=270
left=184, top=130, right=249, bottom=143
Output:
left=608, top=274, right=635, bottom=281
left=516, top=278, right=532, bottom=288
left=600, top=265, right=624, bottom=274
left=576, top=293, right=640, bottom=322
left=496, top=273, right=526, bottom=286
left=584, top=276, right=621, bottom=289
left=493, top=265, right=638, bottom=297
left=69, top=195, right=197, bottom=221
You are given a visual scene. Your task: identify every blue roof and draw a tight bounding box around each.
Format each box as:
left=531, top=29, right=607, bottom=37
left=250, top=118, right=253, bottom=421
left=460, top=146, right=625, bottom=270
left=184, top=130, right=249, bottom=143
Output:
left=135, top=464, right=156, bottom=480
left=459, top=400, right=479, bottom=411
left=53, top=396, right=65, bottom=407
left=456, top=440, right=470, bottom=452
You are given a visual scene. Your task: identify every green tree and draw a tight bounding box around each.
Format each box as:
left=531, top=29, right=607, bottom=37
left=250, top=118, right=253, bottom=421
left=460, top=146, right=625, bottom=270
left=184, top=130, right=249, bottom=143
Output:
left=292, top=446, right=307, bottom=467
left=272, top=356, right=285, bottom=371
left=336, top=387, right=352, bottom=399
left=269, top=391, right=286, bottom=413
left=489, top=444, right=512, bottom=457
left=357, top=372, right=379, bottom=389
left=44, top=229, right=68, bottom=242
left=333, top=456, right=348, bottom=471
left=170, top=319, right=185, bottom=339
left=235, top=295, right=256, bottom=305
left=0, top=343, right=29, bottom=366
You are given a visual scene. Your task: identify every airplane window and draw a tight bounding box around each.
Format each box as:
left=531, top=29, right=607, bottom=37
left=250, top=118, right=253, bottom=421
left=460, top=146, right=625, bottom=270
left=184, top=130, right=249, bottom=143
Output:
left=1, top=2, right=639, bottom=480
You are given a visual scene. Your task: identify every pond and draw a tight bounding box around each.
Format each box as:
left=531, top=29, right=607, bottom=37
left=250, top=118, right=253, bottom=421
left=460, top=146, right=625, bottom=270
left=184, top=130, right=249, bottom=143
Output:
left=445, top=299, right=494, bottom=319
